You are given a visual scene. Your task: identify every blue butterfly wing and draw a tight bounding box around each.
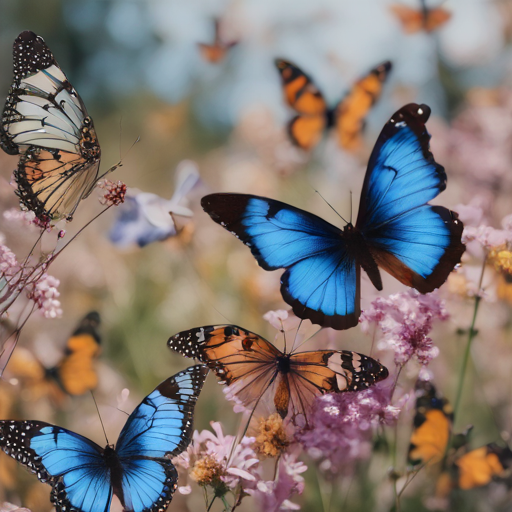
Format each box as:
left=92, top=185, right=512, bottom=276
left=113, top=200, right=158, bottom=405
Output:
left=201, top=194, right=359, bottom=329
left=115, top=364, right=208, bottom=512
left=356, top=103, right=465, bottom=292
left=0, top=420, right=112, bottom=512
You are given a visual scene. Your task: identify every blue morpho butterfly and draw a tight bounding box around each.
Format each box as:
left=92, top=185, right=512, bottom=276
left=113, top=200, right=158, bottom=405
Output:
left=201, top=104, right=465, bottom=330
left=0, top=365, right=208, bottom=512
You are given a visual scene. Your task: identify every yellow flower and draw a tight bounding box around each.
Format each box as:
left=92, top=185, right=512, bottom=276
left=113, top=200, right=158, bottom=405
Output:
left=254, top=413, right=290, bottom=458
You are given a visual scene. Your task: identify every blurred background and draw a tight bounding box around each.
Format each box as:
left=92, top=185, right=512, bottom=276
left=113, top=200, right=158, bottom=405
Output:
left=1, top=0, right=512, bottom=510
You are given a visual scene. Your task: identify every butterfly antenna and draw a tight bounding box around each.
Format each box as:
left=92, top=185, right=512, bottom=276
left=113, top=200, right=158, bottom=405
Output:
left=90, top=391, right=110, bottom=446
left=290, top=318, right=304, bottom=353
left=281, top=318, right=287, bottom=355
left=313, top=189, right=349, bottom=225
left=292, top=327, right=323, bottom=353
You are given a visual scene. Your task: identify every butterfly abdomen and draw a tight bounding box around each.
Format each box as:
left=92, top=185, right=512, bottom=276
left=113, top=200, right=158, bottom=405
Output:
left=274, top=373, right=291, bottom=419
left=344, top=224, right=383, bottom=291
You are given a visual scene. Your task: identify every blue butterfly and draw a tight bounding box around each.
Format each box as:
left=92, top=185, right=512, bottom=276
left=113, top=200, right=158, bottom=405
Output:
left=0, top=364, right=208, bottom=512
left=201, top=104, right=465, bottom=330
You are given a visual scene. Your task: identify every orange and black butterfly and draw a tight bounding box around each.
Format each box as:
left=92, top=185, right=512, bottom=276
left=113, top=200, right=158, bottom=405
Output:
left=168, top=324, right=388, bottom=423
left=408, top=381, right=512, bottom=495
left=198, top=19, right=238, bottom=63
left=6, top=312, right=101, bottom=403
left=0, top=31, right=103, bottom=223
left=390, top=0, right=451, bottom=34
left=275, top=58, right=392, bottom=151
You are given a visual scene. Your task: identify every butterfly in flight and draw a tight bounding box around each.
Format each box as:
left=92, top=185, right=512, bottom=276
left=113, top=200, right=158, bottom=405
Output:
left=390, top=0, right=451, bottom=34
left=0, top=364, right=209, bottom=512
left=0, top=31, right=103, bottom=223
left=7, top=312, right=102, bottom=403
left=275, top=58, right=392, bottom=151
left=198, top=19, right=238, bottom=64
left=168, top=325, right=388, bottom=423
left=408, top=380, right=512, bottom=495
left=201, top=104, right=466, bottom=330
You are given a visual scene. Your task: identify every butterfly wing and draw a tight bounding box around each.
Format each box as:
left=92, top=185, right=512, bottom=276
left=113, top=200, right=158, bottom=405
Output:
left=168, top=325, right=281, bottom=408
left=0, top=420, right=112, bottom=512
left=275, top=58, right=327, bottom=150
left=389, top=5, right=425, bottom=33
left=285, top=350, right=389, bottom=421
left=53, top=312, right=101, bottom=396
left=356, top=103, right=465, bottom=293
left=1, top=31, right=101, bottom=221
left=114, top=365, right=208, bottom=512
left=423, top=8, right=451, bottom=32
left=334, top=61, right=392, bottom=151
left=455, top=444, right=512, bottom=490
left=201, top=194, right=361, bottom=329
left=408, top=381, right=453, bottom=466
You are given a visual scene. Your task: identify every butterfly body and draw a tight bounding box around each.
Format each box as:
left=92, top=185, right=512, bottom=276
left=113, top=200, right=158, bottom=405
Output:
left=168, top=325, right=388, bottom=422
left=1, top=31, right=102, bottom=222
left=0, top=365, right=208, bottom=512
left=202, top=104, right=465, bottom=330
left=275, top=58, right=392, bottom=151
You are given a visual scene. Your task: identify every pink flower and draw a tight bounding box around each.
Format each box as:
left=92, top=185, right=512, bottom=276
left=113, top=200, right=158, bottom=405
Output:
left=0, top=244, right=19, bottom=278
left=173, top=422, right=260, bottom=496
left=296, top=383, right=398, bottom=475
left=253, top=452, right=307, bottom=511
left=263, top=309, right=301, bottom=332
left=0, top=503, right=31, bottom=512
left=28, top=273, right=62, bottom=319
left=99, top=179, right=127, bottom=207
left=360, top=290, right=448, bottom=366
left=3, top=208, right=37, bottom=227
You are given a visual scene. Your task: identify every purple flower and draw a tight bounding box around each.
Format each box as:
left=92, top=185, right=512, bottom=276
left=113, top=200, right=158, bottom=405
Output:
left=296, top=383, right=399, bottom=476
left=360, top=290, right=448, bottom=366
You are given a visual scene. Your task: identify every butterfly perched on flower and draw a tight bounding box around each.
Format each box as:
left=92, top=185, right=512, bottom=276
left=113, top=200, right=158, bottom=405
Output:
left=408, top=380, right=512, bottom=495
left=201, top=104, right=466, bottom=330
left=390, top=0, right=451, bottom=34
left=275, top=58, right=392, bottom=151
left=198, top=19, right=238, bottom=64
left=0, top=364, right=208, bottom=512
left=0, top=31, right=103, bottom=223
left=7, top=312, right=101, bottom=403
left=168, top=325, right=388, bottom=423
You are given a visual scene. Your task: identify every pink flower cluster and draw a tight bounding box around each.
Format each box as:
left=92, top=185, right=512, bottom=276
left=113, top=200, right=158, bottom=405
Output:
left=28, top=274, right=62, bottom=319
left=296, top=384, right=399, bottom=475
left=360, top=290, right=448, bottom=366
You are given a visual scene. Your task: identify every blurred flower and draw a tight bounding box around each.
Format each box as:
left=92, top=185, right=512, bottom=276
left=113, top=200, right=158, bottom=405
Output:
left=99, top=179, right=127, bottom=207
left=253, top=452, right=307, bottom=511
left=174, top=421, right=260, bottom=498
left=296, top=383, right=398, bottom=475
left=263, top=309, right=301, bottom=332
left=109, top=160, right=200, bottom=248
left=28, top=274, right=62, bottom=319
left=0, top=504, right=31, bottom=512
left=360, top=290, right=447, bottom=366
left=0, top=244, right=19, bottom=279
left=254, top=413, right=290, bottom=458
left=3, top=209, right=37, bottom=228
left=489, top=246, right=512, bottom=277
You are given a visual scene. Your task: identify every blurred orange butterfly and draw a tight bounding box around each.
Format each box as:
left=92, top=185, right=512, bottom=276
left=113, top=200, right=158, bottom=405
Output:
left=390, top=0, right=451, bottom=34
left=168, top=324, right=388, bottom=423
left=408, top=380, right=512, bottom=496
left=275, top=58, right=392, bottom=151
left=198, top=19, right=238, bottom=63
left=6, top=311, right=101, bottom=403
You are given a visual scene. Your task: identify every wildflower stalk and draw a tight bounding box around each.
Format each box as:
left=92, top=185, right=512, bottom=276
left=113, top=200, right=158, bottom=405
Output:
left=452, top=255, right=486, bottom=424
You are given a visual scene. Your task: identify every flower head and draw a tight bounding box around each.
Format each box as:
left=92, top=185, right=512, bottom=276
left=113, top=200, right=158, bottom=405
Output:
left=254, top=413, right=290, bottom=458
left=28, top=273, right=62, bottom=319
left=296, top=383, right=399, bottom=475
left=174, top=422, right=260, bottom=498
left=99, top=179, right=127, bottom=206
left=360, top=290, right=448, bottom=366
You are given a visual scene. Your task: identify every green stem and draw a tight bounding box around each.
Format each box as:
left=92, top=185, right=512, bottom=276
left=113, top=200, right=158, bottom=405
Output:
left=452, top=256, right=486, bottom=424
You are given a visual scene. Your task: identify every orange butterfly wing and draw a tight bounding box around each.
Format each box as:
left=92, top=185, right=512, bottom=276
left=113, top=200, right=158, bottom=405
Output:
left=54, top=311, right=101, bottom=395
left=168, top=325, right=281, bottom=410
left=275, top=58, right=328, bottom=150
left=390, top=4, right=451, bottom=34
left=335, top=61, right=392, bottom=151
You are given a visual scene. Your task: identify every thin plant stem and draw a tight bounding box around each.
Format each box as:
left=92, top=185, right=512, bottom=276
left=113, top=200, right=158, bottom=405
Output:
left=452, top=256, right=486, bottom=425
left=206, top=495, right=216, bottom=512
